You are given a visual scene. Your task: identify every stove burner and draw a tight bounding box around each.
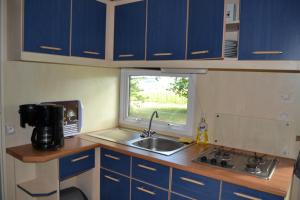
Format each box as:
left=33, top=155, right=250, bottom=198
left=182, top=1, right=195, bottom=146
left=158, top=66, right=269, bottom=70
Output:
left=246, top=163, right=262, bottom=174
left=214, top=149, right=232, bottom=160
left=248, top=154, right=266, bottom=165
left=194, top=147, right=278, bottom=179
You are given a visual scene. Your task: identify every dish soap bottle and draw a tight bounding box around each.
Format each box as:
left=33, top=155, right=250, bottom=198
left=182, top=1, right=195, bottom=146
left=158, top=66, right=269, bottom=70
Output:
left=196, top=117, right=208, bottom=144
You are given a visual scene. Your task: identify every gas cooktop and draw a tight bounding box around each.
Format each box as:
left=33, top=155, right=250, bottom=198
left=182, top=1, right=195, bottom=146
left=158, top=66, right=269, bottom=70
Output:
left=194, top=147, right=278, bottom=180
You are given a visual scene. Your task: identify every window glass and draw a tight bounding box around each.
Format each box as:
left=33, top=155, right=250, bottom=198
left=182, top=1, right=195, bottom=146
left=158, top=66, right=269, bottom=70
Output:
left=129, top=76, right=188, bottom=125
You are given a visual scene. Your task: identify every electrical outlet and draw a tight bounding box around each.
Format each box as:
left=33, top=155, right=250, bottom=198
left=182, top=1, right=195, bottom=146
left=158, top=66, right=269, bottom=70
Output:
left=5, top=125, right=15, bottom=135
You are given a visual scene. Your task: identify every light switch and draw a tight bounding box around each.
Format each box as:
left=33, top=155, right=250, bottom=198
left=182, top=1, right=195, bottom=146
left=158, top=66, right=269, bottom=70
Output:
left=5, top=125, right=15, bottom=135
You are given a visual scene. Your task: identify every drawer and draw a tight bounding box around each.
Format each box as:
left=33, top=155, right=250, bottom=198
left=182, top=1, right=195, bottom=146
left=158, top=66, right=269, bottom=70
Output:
left=222, top=182, right=283, bottom=200
left=132, top=157, right=170, bottom=188
left=101, top=148, right=130, bottom=175
left=59, top=149, right=95, bottom=180
left=171, top=193, right=193, bottom=200
left=132, top=180, right=168, bottom=200
left=100, top=169, right=130, bottom=200
left=172, top=169, right=220, bottom=200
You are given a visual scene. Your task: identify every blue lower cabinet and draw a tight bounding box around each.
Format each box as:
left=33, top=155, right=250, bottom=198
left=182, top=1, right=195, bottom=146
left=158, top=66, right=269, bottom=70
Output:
left=171, top=193, right=191, bottom=200
left=132, top=180, right=168, bottom=200
left=222, top=182, right=283, bottom=200
left=101, top=148, right=131, bottom=176
left=172, top=169, right=220, bottom=200
left=100, top=169, right=130, bottom=200
left=132, top=157, right=170, bottom=188
left=59, top=149, right=95, bottom=180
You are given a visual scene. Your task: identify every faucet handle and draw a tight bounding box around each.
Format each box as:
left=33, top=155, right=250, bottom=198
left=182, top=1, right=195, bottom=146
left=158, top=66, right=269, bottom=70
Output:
left=140, top=129, right=148, bottom=138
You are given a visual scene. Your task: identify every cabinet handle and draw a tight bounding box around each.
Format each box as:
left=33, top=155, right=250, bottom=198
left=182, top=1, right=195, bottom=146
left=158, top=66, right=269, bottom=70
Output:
left=104, top=154, right=120, bottom=160
left=136, top=187, right=156, bottom=196
left=40, top=45, right=62, bottom=51
left=118, top=54, right=134, bottom=58
left=71, top=155, right=89, bottom=163
left=137, top=164, right=157, bottom=171
left=180, top=177, right=205, bottom=186
left=252, top=51, right=283, bottom=55
left=153, top=52, right=173, bottom=56
left=104, top=175, right=120, bottom=183
left=83, top=51, right=100, bottom=55
left=233, top=192, right=262, bottom=200
left=191, top=50, right=209, bottom=55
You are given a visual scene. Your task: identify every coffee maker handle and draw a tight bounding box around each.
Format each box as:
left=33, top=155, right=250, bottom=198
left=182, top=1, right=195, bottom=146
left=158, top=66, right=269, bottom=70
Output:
left=31, top=128, right=38, bottom=145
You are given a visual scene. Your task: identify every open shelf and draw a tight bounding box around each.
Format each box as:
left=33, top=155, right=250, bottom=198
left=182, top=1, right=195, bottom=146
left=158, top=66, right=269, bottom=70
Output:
left=17, top=179, right=57, bottom=197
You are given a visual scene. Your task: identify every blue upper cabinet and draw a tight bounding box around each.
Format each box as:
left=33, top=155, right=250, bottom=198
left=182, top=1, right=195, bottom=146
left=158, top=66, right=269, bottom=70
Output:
left=147, top=0, right=187, bottom=60
left=24, top=0, right=71, bottom=56
left=114, top=1, right=146, bottom=61
left=187, top=0, right=224, bottom=59
left=71, top=0, right=106, bottom=59
left=239, top=0, right=300, bottom=60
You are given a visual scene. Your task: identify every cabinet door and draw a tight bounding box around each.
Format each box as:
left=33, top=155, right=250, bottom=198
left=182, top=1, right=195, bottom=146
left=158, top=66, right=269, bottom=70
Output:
left=222, top=182, right=283, bottom=200
left=147, top=0, right=187, bottom=60
left=24, top=0, right=71, bottom=55
left=132, top=180, right=168, bottom=200
left=100, top=169, right=130, bottom=200
left=71, top=0, right=106, bottom=59
left=239, top=0, right=300, bottom=60
left=187, top=0, right=224, bottom=59
left=114, top=1, right=146, bottom=60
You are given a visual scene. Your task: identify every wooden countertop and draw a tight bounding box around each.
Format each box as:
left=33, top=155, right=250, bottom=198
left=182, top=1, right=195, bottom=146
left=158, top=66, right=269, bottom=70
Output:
left=7, top=134, right=295, bottom=197
left=6, top=136, right=98, bottom=163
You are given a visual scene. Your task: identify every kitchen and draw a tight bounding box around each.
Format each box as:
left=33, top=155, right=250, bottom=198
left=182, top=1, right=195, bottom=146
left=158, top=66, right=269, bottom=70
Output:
left=1, top=0, right=300, bottom=200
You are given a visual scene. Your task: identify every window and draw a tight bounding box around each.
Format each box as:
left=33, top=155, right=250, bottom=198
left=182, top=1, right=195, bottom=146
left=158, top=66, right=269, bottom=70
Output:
left=120, top=69, right=196, bottom=136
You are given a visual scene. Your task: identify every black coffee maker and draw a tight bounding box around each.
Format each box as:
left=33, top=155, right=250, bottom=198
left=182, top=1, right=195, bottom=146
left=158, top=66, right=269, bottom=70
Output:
left=19, top=104, right=64, bottom=150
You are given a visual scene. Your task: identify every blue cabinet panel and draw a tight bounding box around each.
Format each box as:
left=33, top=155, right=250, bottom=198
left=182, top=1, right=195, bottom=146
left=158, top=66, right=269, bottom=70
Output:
left=59, top=149, right=95, bottom=180
left=100, top=169, right=130, bottom=200
left=24, top=0, right=71, bottom=55
left=132, top=157, right=169, bottom=189
left=114, top=1, right=146, bottom=60
left=132, top=180, right=168, bottom=200
left=239, top=0, right=300, bottom=60
left=222, top=182, right=283, bottom=200
left=101, top=148, right=130, bottom=176
left=147, top=0, right=187, bottom=60
left=171, top=193, right=191, bottom=200
left=71, top=0, right=106, bottom=59
left=172, top=169, right=220, bottom=200
left=187, top=0, right=224, bottom=59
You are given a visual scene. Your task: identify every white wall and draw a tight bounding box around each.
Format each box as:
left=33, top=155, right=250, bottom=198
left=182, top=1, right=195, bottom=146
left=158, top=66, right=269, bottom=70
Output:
left=4, top=61, right=120, bottom=147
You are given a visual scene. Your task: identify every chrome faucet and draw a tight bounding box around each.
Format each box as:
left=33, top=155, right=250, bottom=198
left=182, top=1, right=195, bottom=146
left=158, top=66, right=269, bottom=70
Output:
left=141, top=111, right=159, bottom=138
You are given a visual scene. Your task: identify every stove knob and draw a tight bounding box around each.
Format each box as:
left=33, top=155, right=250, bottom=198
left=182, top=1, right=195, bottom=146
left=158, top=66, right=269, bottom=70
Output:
left=210, top=158, right=217, bottom=165
left=200, top=156, right=208, bottom=162
left=220, top=160, right=228, bottom=167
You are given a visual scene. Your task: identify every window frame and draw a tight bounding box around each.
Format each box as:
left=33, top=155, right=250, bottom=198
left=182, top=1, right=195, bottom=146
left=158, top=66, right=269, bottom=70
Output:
left=119, top=69, right=196, bottom=136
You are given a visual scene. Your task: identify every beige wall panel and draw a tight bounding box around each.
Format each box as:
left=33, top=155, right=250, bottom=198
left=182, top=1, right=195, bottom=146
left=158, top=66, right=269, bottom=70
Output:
left=4, top=61, right=120, bottom=147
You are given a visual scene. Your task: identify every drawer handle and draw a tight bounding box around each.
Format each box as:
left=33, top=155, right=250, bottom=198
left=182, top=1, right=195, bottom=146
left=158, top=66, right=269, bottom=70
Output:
left=118, top=54, right=134, bottom=58
left=252, top=51, right=283, bottom=55
left=104, top=175, right=120, bottom=183
left=180, top=177, right=205, bottom=186
left=153, top=52, right=173, bottom=56
left=104, top=154, right=120, bottom=160
left=137, top=164, right=157, bottom=171
left=40, top=45, right=62, bottom=51
left=234, top=192, right=262, bottom=200
left=191, top=50, right=209, bottom=55
left=71, top=155, right=89, bottom=163
left=83, top=51, right=100, bottom=55
left=137, top=187, right=156, bottom=196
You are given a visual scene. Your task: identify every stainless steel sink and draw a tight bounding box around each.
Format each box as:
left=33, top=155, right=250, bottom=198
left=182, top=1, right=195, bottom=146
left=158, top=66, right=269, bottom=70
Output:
left=87, top=129, right=192, bottom=156
left=128, top=136, right=190, bottom=156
